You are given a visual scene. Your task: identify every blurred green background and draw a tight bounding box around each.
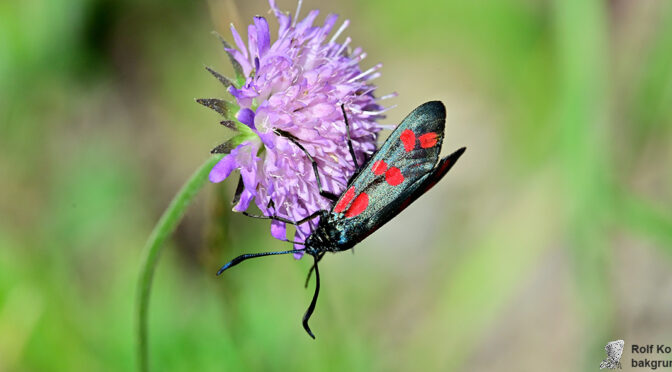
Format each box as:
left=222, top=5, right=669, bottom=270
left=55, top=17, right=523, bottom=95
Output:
left=2, top=0, right=672, bottom=370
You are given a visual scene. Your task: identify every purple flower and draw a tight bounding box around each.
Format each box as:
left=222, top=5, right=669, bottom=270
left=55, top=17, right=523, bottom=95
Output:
left=201, top=0, right=392, bottom=258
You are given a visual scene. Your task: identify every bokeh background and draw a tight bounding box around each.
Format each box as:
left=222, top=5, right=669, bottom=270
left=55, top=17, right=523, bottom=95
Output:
left=2, top=0, right=672, bottom=370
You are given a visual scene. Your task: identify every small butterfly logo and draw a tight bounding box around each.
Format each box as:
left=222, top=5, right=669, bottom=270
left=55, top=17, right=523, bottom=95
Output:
left=600, top=340, right=624, bottom=369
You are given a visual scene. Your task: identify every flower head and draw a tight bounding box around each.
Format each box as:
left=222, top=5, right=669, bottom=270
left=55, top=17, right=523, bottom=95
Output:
left=202, top=0, right=390, bottom=258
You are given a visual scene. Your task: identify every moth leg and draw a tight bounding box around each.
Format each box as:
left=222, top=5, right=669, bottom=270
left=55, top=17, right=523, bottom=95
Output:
left=241, top=209, right=326, bottom=226
left=340, top=104, right=360, bottom=169
left=273, top=129, right=339, bottom=202
left=238, top=197, right=297, bottom=224
left=302, top=253, right=321, bottom=339
left=304, top=251, right=325, bottom=288
left=232, top=176, right=297, bottom=225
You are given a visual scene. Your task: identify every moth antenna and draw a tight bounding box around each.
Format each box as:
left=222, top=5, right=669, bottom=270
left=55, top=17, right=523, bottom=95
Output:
left=216, top=249, right=305, bottom=275
left=302, top=253, right=320, bottom=339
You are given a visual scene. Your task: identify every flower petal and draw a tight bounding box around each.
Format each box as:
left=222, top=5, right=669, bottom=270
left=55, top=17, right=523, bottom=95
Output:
left=209, top=144, right=245, bottom=183
left=295, top=10, right=320, bottom=35
left=229, top=23, right=248, bottom=60
left=233, top=189, right=254, bottom=212
left=247, top=24, right=258, bottom=62
left=310, top=102, right=335, bottom=118
left=321, top=14, right=339, bottom=37
left=270, top=220, right=286, bottom=241
left=269, top=0, right=290, bottom=37
left=240, top=166, right=258, bottom=192
left=258, top=132, right=276, bottom=150
left=254, top=16, right=271, bottom=58
left=228, top=85, right=257, bottom=107
left=236, top=108, right=256, bottom=128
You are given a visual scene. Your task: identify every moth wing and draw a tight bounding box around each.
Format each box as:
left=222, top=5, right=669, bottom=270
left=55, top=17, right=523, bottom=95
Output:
left=395, top=147, right=466, bottom=213
left=331, top=101, right=458, bottom=242
left=606, top=341, right=624, bottom=360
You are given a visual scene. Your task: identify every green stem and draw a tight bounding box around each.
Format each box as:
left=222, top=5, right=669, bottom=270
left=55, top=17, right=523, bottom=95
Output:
left=136, top=155, right=223, bottom=372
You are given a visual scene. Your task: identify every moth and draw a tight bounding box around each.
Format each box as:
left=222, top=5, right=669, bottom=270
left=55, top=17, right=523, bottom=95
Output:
left=218, top=101, right=466, bottom=338
left=600, top=340, right=624, bottom=369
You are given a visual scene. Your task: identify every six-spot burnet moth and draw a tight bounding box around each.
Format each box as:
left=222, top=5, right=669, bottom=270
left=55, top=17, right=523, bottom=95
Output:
left=217, top=101, right=466, bottom=338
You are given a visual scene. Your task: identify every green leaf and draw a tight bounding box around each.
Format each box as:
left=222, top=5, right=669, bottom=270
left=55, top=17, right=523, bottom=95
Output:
left=196, top=98, right=237, bottom=120
left=212, top=31, right=245, bottom=85
left=205, top=66, right=234, bottom=88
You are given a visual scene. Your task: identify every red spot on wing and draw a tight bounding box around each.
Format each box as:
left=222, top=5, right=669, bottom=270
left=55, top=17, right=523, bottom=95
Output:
left=385, top=167, right=404, bottom=186
left=419, top=132, right=438, bottom=148
left=400, top=129, right=416, bottom=152
left=333, top=186, right=356, bottom=213
left=345, top=193, right=369, bottom=218
left=372, top=160, right=387, bottom=175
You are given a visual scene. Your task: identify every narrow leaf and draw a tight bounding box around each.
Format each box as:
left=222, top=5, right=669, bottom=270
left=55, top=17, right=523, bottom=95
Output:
left=220, top=120, right=237, bottom=130
left=212, top=31, right=245, bottom=82
left=205, top=66, right=234, bottom=88
left=196, top=98, right=236, bottom=119
left=210, top=138, right=237, bottom=154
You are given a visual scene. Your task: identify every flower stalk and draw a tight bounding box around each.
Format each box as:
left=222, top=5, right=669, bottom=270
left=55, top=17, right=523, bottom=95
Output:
left=136, top=154, right=223, bottom=372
